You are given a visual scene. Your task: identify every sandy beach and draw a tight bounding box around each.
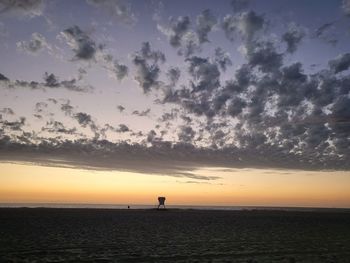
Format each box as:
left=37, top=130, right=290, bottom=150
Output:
left=0, top=208, right=349, bottom=262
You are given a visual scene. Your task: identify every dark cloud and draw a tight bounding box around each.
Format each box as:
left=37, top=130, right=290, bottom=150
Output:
left=2, top=0, right=350, bottom=175
left=74, top=112, right=93, bottom=127
left=214, top=47, right=232, bottom=71
left=0, top=137, right=226, bottom=179
left=117, top=105, right=125, bottom=112
left=117, top=124, right=130, bottom=133
left=60, top=100, right=74, bottom=116
left=222, top=11, right=265, bottom=44
left=282, top=24, right=305, bottom=53
left=99, top=53, right=128, bottom=80
left=1, top=73, right=91, bottom=92
left=222, top=14, right=238, bottom=42
left=314, top=22, right=338, bottom=46
left=48, top=98, right=57, bottom=104
left=158, top=15, right=205, bottom=56
left=166, top=67, right=181, bottom=87
left=159, top=16, right=191, bottom=48
left=159, top=111, right=178, bottom=122
left=146, top=129, right=157, bottom=143
left=61, top=26, right=97, bottom=60
left=0, top=107, right=14, bottom=115
left=42, top=72, right=92, bottom=92
left=0, top=73, right=8, bottom=81
left=315, top=22, right=335, bottom=38
left=0, top=0, right=44, bottom=18
left=178, top=126, right=196, bottom=143
left=132, top=42, right=165, bottom=93
left=238, top=11, right=265, bottom=41
left=44, top=73, right=59, bottom=87
left=113, top=63, right=128, bottom=80
left=0, top=116, right=25, bottom=131
left=329, top=53, right=350, bottom=73
left=72, top=112, right=100, bottom=139
left=1, top=136, right=349, bottom=180
left=227, top=97, right=247, bottom=117
left=60, top=26, right=128, bottom=80
left=186, top=56, right=220, bottom=93
left=132, top=108, right=151, bottom=117
left=196, top=9, right=217, bottom=44
left=246, top=41, right=283, bottom=73
left=42, top=120, right=77, bottom=135
left=34, top=102, right=48, bottom=113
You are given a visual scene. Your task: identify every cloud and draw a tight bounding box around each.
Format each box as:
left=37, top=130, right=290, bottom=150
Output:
left=0, top=0, right=44, bottom=18
left=60, top=26, right=97, bottom=61
left=0, top=72, right=91, bottom=92
left=0, top=116, right=25, bottom=131
left=117, top=105, right=125, bottom=112
left=314, top=22, right=337, bottom=46
left=222, top=11, right=265, bottom=44
left=0, top=107, right=14, bottom=115
left=222, top=15, right=237, bottom=42
left=196, top=9, right=217, bottom=44
left=315, top=22, right=334, bottom=38
left=329, top=53, right=350, bottom=73
left=34, top=102, right=47, bottom=113
left=166, top=67, right=181, bottom=87
left=72, top=112, right=101, bottom=139
left=178, top=126, right=196, bottom=143
left=86, top=0, right=137, bottom=25
left=0, top=73, right=8, bottom=81
left=43, top=72, right=93, bottom=92
left=158, top=14, right=207, bottom=56
left=158, top=16, right=191, bottom=48
left=74, top=112, right=94, bottom=127
left=117, top=124, right=130, bottom=133
left=237, top=11, right=265, bottom=41
left=98, top=53, right=128, bottom=80
left=60, top=25, right=128, bottom=80
left=42, top=120, right=77, bottom=135
left=246, top=40, right=283, bottom=73
left=60, top=100, right=74, bottom=116
left=186, top=56, right=221, bottom=93
left=132, top=42, right=165, bottom=93
left=342, top=0, right=350, bottom=16
left=132, top=108, right=151, bottom=117
left=214, top=47, right=232, bottom=71
left=16, top=32, right=51, bottom=55
left=282, top=24, right=305, bottom=53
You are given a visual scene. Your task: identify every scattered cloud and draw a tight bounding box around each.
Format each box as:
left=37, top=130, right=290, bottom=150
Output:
left=86, top=0, right=137, bottom=25
left=0, top=0, right=45, bottom=18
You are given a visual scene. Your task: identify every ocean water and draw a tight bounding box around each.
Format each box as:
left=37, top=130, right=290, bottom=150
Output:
left=0, top=203, right=345, bottom=211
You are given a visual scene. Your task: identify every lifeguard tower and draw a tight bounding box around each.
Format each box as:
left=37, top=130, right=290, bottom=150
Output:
left=157, top=196, right=166, bottom=209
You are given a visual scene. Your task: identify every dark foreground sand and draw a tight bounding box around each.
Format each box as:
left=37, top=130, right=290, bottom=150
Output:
left=0, top=208, right=350, bottom=262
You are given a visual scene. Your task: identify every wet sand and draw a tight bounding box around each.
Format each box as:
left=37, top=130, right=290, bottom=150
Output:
left=0, top=208, right=350, bottom=262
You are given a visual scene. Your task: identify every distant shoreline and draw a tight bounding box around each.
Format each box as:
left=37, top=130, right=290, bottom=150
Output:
left=0, top=203, right=349, bottom=212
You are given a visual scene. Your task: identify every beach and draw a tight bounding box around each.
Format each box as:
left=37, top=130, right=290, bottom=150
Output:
left=0, top=208, right=350, bottom=262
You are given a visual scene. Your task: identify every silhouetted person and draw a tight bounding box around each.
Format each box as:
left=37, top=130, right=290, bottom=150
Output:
left=127, top=205, right=130, bottom=209
left=158, top=196, right=166, bottom=209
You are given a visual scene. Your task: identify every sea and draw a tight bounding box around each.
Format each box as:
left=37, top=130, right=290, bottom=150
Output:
left=0, top=203, right=347, bottom=212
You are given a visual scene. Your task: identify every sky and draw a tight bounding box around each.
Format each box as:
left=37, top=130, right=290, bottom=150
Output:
left=0, top=0, right=350, bottom=208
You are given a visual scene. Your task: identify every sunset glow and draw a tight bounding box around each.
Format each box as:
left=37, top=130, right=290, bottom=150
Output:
left=1, top=163, right=349, bottom=208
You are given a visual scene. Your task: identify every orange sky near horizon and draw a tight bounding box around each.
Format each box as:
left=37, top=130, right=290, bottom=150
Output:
left=0, top=162, right=349, bottom=208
